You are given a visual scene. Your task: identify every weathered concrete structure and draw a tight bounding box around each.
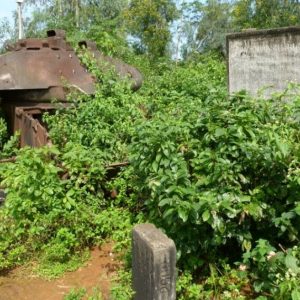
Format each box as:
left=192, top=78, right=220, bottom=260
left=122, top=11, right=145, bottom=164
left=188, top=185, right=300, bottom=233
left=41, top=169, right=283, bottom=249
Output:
left=132, top=223, right=176, bottom=300
left=227, top=27, right=300, bottom=96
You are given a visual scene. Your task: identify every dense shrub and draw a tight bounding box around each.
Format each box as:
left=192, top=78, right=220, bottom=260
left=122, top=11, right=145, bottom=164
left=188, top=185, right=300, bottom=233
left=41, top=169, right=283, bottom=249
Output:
left=0, top=117, right=7, bottom=149
left=0, top=58, right=142, bottom=272
left=0, top=112, right=20, bottom=159
left=130, top=87, right=300, bottom=265
left=0, top=145, right=133, bottom=272
left=1, top=51, right=300, bottom=297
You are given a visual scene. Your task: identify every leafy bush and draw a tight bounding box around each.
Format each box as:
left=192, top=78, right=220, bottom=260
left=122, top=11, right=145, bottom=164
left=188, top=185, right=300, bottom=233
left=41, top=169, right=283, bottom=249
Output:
left=0, top=117, right=7, bottom=149
left=44, top=52, right=145, bottom=164
left=130, top=86, right=300, bottom=269
left=2, top=49, right=300, bottom=298
left=243, top=239, right=300, bottom=299
left=0, top=114, right=20, bottom=159
left=176, top=266, right=250, bottom=300
left=0, top=145, right=133, bottom=273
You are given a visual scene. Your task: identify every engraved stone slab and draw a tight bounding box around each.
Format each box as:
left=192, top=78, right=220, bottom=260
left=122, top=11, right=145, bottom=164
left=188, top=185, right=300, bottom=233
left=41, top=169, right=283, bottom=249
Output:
left=227, top=27, right=300, bottom=96
left=132, top=223, right=176, bottom=300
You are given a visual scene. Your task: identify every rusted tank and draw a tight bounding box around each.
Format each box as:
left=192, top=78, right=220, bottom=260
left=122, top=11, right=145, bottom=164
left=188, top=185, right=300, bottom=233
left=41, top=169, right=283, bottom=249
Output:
left=0, top=29, right=143, bottom=147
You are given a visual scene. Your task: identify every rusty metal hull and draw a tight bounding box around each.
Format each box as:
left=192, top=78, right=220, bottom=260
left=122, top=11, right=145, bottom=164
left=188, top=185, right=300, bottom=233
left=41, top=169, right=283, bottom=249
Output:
left=0, top=35, right=95, bottom=101
left=1, top=101, right=57, bottom=147
left=0, top=29, right=142, bottom=101
left=0, top=29, right=143, bottom=148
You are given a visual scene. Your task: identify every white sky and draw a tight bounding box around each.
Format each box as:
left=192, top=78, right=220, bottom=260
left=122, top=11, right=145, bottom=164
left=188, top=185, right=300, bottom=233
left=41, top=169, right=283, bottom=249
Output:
left=0, top=1, right=16, bottom=20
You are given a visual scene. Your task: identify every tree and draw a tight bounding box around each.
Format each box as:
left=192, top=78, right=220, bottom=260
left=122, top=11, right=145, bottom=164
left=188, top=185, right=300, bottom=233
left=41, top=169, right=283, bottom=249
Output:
left=22, top=0, right=130, bottom=55
left=181, top=0, right=300, bottom=57
left=25, top=0, right=81, bottom=29
left=196, top=0, right=232, bottom=53
left=0, top=18, right=15, bottom=53
left=185, top=0, right=232, bottom=55
left=233, top=0, right=300, bottom=30
left=124, top=0, right=178, bottom=58
left=178, top=0, right=233, bottom=57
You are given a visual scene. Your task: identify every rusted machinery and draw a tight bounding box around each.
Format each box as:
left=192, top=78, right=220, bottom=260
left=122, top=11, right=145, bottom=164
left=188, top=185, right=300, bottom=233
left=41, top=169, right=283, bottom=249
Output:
left=0, top=29, right=142, bottom=147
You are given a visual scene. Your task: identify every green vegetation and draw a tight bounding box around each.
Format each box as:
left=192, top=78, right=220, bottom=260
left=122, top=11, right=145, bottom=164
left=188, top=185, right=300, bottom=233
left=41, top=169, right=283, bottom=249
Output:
left=0, top=116, right=7, bottom=148
left=1, top=49, right=300, bottom=298
left=1, top=0, right=300, bottom=299
left=63, top=287, right=103, bottom=300
left=124, top=0, right=178, bottom=57
left=0, top=143, right=134, bottom=274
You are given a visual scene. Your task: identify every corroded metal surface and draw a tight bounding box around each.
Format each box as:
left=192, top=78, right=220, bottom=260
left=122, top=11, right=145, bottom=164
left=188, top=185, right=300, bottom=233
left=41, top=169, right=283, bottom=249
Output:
left=0, top=29, right=143, bottom=147
left=15, top=106, right=52, bottom=147
left=1, top=101, right=57, bottom=147
left=0, top=29, right=143, bottom=102
left=0, top=30, right=95, bottom=101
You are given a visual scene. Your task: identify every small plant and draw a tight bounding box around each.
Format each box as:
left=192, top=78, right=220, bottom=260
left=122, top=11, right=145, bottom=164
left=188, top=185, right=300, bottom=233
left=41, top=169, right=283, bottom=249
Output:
left=63, top=287, right=104, bottom=300
left=177, top=265, right=250, bottom=300
left=110, top=269, right=135, bottom=300
left=64, top=288, right=86, bottom=300
left=243, top=240, right=300, bottom=298
left=0, top=116, right=19, bottom=159
left=0, top=117, right=7, bottom=149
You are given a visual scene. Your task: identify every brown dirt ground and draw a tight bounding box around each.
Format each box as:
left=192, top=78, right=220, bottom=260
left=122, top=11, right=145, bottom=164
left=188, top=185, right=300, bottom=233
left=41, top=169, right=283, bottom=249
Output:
left=0, top=242, right=121, bottom=300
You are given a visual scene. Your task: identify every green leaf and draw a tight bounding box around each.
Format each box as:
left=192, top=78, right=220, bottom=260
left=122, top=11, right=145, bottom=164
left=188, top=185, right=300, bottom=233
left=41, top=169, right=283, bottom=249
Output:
left=294, top=204, right=300, bottom=216
left=163, top=148, right=169, bottom=157
left=163, top=208, right=174, bottom=219
left=65, top=201, right=71, bottom=210
left=152, top=161, right=159, bottom=172
left=242, top=240, right=252, bottom=252
left=285, top=254, right=299, bottom=273
left=215, top=128, right=226, bottom=137
left=178, top=208, right=188, bottom=222
left=202, top=210, right=210, bottom=222
left=275, top=135, right=290, bottom=157
left=158, top=198, right=171, bottom=207
left=66, top=189, right=75, bottom=197
left=292, top=289, right=300, bottom=300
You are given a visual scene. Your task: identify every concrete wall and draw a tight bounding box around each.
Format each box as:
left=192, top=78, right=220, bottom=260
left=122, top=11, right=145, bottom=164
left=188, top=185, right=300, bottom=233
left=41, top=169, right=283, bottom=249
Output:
left=227, top=27, right=300, bottom=96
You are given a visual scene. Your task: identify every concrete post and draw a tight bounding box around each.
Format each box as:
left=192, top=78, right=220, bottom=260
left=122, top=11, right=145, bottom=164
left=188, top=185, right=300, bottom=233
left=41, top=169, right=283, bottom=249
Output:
left=132, top=223, right=176, bottom=300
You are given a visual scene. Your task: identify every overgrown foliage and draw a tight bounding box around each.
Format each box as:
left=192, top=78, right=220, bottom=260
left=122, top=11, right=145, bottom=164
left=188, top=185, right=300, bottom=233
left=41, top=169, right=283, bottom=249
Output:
left=123, top=0, right=178, bottom=57
left=0, top=116, right=7, bottom=149
left=2, top=0, right=300, bottom=57
left=1, top=44, right=300, bottom=298
left=1, top=0, right=300, bottom=298
left=0, top=145, right=134, bottom=273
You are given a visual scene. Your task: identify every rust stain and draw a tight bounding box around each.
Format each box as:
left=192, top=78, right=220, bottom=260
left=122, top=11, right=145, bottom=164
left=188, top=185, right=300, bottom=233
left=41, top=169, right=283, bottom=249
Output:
left=0, top=29, right=143, bottom=148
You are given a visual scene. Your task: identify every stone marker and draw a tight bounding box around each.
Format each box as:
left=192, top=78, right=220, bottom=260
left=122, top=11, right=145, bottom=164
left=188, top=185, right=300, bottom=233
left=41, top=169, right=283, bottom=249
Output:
left=227, top=27, right=300, bottom=96
left=132, top=223, right=176, bottom=300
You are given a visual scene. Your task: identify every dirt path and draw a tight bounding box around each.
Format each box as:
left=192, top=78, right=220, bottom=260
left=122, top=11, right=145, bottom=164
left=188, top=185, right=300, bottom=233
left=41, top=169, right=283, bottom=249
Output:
left=0, top=243, right=121, bottom=300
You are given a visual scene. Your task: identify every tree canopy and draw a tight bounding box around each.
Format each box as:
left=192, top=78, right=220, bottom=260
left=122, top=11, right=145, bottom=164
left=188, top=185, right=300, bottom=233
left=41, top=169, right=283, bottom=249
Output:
left=1, top=1, right=300, bottom=64
left=124, top=0, right=178, bottom=57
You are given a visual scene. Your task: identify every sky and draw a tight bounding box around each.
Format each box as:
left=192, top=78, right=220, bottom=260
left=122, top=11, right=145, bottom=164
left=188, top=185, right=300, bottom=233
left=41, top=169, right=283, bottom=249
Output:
left=0, top=1, right=17, bottom=20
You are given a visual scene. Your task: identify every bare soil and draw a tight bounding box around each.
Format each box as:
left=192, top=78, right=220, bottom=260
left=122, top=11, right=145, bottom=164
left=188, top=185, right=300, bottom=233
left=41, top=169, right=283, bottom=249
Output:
left=0, top=242, right=121, bottom=300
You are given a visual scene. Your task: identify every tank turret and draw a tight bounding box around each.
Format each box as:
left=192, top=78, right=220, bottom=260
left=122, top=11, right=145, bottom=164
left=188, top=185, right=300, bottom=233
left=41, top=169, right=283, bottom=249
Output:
left=0, top=29, right=142, bottom=101
left=0, top=29, right=143, bottom=147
